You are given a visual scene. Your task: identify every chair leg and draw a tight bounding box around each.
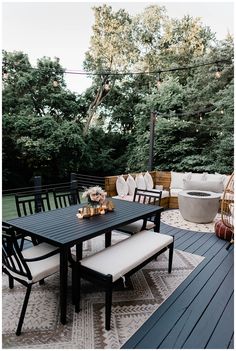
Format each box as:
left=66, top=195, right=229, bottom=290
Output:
left=16, top=285, right=32, bottom=336
left=168, top=241, right=174, bottom=273
left=105, top=282, right=113, bottom=331
left=19, top=237, right=25, bottom=251
left=74, top=265, right=80, bottom=313
left=9, top=276, right=14, bottom=289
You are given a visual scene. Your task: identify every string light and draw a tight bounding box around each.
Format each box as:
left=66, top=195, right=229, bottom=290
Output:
left=215, top=69, right=222, bottom=79
left=3, top=71, right=8, bottom=79
left=63, top=58, right=232, bottom=77
left=104, top=80, right=110, bottom=91
left=2, top=58, right=231, bottom=84
left=156, top=72, right=163, bottom=88
left=52, top=79, right=59, bottom=87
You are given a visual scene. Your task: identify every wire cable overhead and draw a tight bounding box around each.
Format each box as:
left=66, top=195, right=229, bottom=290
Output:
left=63, top=58, right=232, bottom=76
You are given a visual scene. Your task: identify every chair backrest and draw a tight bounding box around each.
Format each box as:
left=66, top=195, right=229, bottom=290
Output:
left=15, top=191, right=51, bottom=217
left=133, top=188, right=162, bottom=206
left=2, top=223, right=32, bottom=282
left=53, top=186, right=81, bottom=209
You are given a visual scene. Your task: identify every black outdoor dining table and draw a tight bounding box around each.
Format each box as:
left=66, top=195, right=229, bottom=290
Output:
left=6, top=198, right=163, bottom=325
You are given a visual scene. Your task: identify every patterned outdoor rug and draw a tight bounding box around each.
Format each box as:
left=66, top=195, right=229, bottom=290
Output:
left=2, top=232, right=204, bottom=349
left=161, top=209, right=221, bottom=233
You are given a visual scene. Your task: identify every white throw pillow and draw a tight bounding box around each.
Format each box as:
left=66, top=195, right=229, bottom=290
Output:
left=215, top=173, right=230, bottom=189
left=170, top=172, right=185, bottom=189
left=183, top=178, right=224, bottom=193
left=126, top=174, right=136, bottom=196
left=205, top=173, right=225, bottom=182
left=144, top=171, right=154, bottom=190
left=135, top=173, right=146, bottom=190
left=116, top=175, right=128, bottom=196
left=186, top=173, right=205, bottom=182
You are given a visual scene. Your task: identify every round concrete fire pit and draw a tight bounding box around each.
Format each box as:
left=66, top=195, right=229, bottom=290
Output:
left=178, top=190, right=221, bottom=223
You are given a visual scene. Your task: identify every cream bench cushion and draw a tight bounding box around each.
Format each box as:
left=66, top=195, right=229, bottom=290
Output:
left=80, top=231, right=173, bottom=282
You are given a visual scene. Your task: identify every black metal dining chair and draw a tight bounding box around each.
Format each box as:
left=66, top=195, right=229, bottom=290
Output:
left=15, top=190, right=51, bottom=248
left=15, top=190, right=51, bottom=217
left=53, top=186, right=80, bottom=209
left=2, top=223, right=61, bottom=336
left=116, top=187, right=162, bottom=235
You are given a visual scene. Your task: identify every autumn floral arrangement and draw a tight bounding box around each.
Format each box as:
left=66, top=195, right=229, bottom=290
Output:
left=76, top=186, right=115, bottom=218
left=82, top=186, right=107, bottom=206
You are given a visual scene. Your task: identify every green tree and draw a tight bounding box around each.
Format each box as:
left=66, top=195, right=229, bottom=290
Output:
left=2, top=51, right=81, bottom=120
left=83, top=4, right=137, bottom=135
left=2, top=51, right=86, bottom=187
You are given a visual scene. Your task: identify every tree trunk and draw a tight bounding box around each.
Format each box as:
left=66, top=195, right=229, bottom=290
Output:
left=83, top=79, right=111, bottom=136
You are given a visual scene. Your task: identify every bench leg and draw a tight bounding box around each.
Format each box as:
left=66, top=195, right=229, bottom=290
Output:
left=168, top=241, right=174, bottom=273
left=105, top=276, right=113, bottom=330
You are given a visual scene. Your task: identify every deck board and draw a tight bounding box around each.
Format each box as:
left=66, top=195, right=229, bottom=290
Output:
left=183, top=267, right=233, bottom=349
left=122, top=222, right=234, bottom=349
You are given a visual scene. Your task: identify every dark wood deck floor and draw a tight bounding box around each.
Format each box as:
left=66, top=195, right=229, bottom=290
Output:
left=123, top=221, right=234, bottom=349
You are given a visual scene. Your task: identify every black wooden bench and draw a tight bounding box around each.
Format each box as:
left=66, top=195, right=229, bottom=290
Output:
left=75, top=231, right=174, bottom=330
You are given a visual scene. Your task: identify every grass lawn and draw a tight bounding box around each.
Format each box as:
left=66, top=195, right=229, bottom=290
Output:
left=2, top=193, right=58, bottom=220
left=2, top=195, right=18, bottom=220
left=2, top=192, right=85, bottom=220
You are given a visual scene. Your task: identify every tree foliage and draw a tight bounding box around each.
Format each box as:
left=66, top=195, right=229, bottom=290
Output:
left=2, top=5, right=234, bottom=189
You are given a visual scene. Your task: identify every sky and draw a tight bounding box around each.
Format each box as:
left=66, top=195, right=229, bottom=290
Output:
left=2, top=1, right=234, bottom=94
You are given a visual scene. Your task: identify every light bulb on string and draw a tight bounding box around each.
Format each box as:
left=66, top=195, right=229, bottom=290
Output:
left=104, top=80, right=110, bottom=91
left=215, top=65, right=222, bottom=79
left=156, top=72, right=163, bottom=88
left=53, top=79, right=59, bottom=87
left=3, top=71, right=9, bottom=80
left=220, top=110, right=224, bottom=114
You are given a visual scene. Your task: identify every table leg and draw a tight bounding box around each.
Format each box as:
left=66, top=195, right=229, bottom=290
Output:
left=60, top=248, right=68, bottom=325
left=105, top=231, right=111, bottom=247
left=76, top=243, right=83, bottom=261
left=154, top=212, right=161, bottom=232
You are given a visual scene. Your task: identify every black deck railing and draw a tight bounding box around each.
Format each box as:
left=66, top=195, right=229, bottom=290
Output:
left=74, top=173, right=105, bottom=191
left=2, top=173, right=106, bottom=196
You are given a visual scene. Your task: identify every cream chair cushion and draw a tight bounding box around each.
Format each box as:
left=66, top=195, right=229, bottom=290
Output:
left=117, top=219, right=155, bottom=234
left=112, top=195, right=133, bottom=201
left=4, top=243, right=60, bottom=284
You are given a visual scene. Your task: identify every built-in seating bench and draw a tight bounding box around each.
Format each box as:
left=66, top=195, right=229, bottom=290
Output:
left=76, top=231, right=174, bottom=330
left=104, top=171, right=230, bottom=209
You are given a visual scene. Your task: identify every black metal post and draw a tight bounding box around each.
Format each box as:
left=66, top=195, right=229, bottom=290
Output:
left=34, top=176, right=42, bottom=212
left=148, top=111, right=157, bottom=171
left=70, top=173, right=78, bottom=205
